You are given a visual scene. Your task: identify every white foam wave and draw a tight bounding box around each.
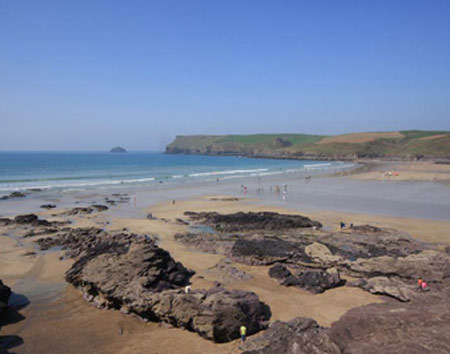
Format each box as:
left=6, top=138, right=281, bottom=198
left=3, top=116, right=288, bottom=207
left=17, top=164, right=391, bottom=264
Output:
left=188, top=168, right=268, bottom=177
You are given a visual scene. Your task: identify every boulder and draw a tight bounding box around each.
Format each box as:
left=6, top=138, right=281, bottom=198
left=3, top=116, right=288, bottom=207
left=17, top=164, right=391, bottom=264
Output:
left=305, top=242, right=342, bottom=265
left=269, top=264, right=343, bottom=293
left=129, top=288, right=270, bottom=343
left=14, top=214, right=52, bottom=226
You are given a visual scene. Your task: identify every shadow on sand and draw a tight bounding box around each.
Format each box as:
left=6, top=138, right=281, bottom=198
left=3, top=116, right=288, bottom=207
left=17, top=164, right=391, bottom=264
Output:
left=0, top=293, right=29, bottom=354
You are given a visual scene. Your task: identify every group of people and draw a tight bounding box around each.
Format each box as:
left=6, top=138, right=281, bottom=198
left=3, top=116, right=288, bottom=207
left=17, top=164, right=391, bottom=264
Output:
left=417, top=278, right=429, bottom=292
left=339, top=221, right=354, bottom=229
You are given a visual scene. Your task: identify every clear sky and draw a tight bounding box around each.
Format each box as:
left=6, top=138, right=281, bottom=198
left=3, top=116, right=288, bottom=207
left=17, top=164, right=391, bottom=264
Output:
left=1, top=0, right=449, bottom=151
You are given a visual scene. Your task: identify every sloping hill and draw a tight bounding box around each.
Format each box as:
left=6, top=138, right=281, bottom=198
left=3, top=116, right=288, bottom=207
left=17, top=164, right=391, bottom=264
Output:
left=166, top=131, right=450, bottom=160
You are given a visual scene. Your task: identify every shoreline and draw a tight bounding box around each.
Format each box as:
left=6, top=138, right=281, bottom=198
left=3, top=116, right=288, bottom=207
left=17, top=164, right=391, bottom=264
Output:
left=1, top=160, right=449, bottom=353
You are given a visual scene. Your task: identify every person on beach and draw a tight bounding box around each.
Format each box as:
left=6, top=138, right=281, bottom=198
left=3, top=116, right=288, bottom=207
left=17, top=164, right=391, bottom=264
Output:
left=185, top=285, right=191, bottom=294
left=172, top=199, right=175, bottom=205
left=340, top=221, right=346, bottom=229
left=240, top=325, right=247, bottom=344
left=421, top=281, right=429, bottom=292
left=418, top=278, right=423, bottom=291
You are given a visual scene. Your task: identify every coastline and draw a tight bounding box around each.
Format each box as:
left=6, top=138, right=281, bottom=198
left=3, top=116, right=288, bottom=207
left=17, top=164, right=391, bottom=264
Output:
left=1, top=162, right=450, bottom=353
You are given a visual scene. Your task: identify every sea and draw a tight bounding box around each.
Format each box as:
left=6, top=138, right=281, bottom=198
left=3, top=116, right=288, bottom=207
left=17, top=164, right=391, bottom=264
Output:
left=0, top=151, right=352, bottom=195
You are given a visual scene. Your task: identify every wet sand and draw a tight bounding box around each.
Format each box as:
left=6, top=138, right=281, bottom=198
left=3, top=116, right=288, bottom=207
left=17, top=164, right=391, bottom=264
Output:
left=1, top=163, right=450, bottom=353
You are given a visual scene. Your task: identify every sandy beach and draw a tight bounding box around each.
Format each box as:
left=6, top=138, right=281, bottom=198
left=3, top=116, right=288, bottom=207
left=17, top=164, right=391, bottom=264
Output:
left=1, top=161, right=450, bottom=354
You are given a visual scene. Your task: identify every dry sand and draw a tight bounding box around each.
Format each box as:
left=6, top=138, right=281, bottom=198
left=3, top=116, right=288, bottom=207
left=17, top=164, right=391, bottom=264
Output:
left=1, top=194, right=450, bottom=353
left=351, top=160, right=450, bottom=183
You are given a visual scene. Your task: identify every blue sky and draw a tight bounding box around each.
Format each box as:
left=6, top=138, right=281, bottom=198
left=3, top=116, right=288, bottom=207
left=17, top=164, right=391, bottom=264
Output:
left=1, top=0, right=449, bottom=150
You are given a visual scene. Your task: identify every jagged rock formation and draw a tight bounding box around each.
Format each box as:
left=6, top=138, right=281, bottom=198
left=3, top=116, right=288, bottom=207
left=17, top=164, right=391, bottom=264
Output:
left=30, top=225, right=271, bottom=343
left=268, top=264, right=342, bottom=294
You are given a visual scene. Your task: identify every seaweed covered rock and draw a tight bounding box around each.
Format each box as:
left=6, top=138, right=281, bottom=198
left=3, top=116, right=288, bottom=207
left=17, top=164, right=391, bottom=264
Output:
left=184, top=211, right=322, bottom=232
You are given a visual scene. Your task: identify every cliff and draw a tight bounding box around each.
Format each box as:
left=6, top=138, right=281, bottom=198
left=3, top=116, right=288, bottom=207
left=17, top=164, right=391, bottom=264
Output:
left=166, top=131, right=450, bottom=160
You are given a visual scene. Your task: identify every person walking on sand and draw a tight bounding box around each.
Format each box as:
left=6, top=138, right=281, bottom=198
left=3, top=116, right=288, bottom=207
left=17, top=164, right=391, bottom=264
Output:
left=417, top=277, right=423, bottom=291
left=240, top=325, right=247, bottom=344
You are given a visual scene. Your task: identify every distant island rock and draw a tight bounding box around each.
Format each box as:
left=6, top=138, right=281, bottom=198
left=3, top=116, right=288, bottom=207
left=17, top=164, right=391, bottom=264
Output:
left=109, top=146, right=126, bottom=153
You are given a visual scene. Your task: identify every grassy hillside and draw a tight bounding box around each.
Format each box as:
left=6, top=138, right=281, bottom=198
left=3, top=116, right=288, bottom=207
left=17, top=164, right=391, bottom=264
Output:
left=166, top=131, right=450, bottom=160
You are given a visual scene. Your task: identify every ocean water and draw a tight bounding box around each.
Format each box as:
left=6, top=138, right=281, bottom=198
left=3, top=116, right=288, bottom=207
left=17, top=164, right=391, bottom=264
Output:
left=0, top=152, right=350, bottom=194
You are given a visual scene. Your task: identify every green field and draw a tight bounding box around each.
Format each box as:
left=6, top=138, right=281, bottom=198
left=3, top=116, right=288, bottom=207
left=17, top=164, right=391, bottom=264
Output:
left=166, top=131, right=450, bottom=160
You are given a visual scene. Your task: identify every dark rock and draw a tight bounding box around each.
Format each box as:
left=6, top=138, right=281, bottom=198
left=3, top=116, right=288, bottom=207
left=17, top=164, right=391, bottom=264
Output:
left=127, top=288, right=270, bottom=343
left=0, top=191, right=26, bottom=200
left=61, top=230, right=269, bottom=343
left=14, top=214, right=52, bottom=226
left=0, top=218, right=13, bottom=226
left=208, top=258, right=253, bottom=282
left=92, top=204, right=108, bottom=211
left=175, top=218, right=189, bottom=225
left=243, top=317, right=340, bottom=354
left=66, top=238, right=195, bottom=294
left=350, top=224, right=382, bottom=233
left=40, top=204, right=56, bottom=209
left=58, top=205, right=108, bottom=216
left=269, top=264, right=342, bottom=293
left=327, top=286, right=450, bottom=354
left=230, top=238, right=308, bottom=265
left=23, top=227, right=58, bottom=238
left=268, top=263, right=292, bottom=279
left=184, top=211, right=322, bottom=232
left=0, top=279, right=12, bottom=314
left=110, top=146, right=126, bottom=153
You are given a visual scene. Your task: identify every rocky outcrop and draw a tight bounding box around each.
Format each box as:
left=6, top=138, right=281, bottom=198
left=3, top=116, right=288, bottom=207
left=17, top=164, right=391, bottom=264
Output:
left=33, top=225, right=270, bottom=343
left=40, top=204, right=56, bottom=209
left=0, top=191, right=26, bottom=200
left=346, top=250, right=450, bottom=282
left=207, top=258, right=253, bottom=282
left=184, top=211, right=322, bottom=232
left=0, top=279, right=12, bottom=315
left=64, top=237, right=269, bottom=342
left=327, top=286, right=450, bottom=354
left=348, top=277, right=413, bottom=302
left=66, top=239, right=194, bottom=294
left=57, top=205, right=108, bottom=216
left=243, top=317, right=340, bottom=354
left=1, top=214, right=66, bottom=228
left=269, top=264, right=342, bottom=294
left=128, top=287, right=270, bottom=343
left=176, top=213, right=450, bottom=299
